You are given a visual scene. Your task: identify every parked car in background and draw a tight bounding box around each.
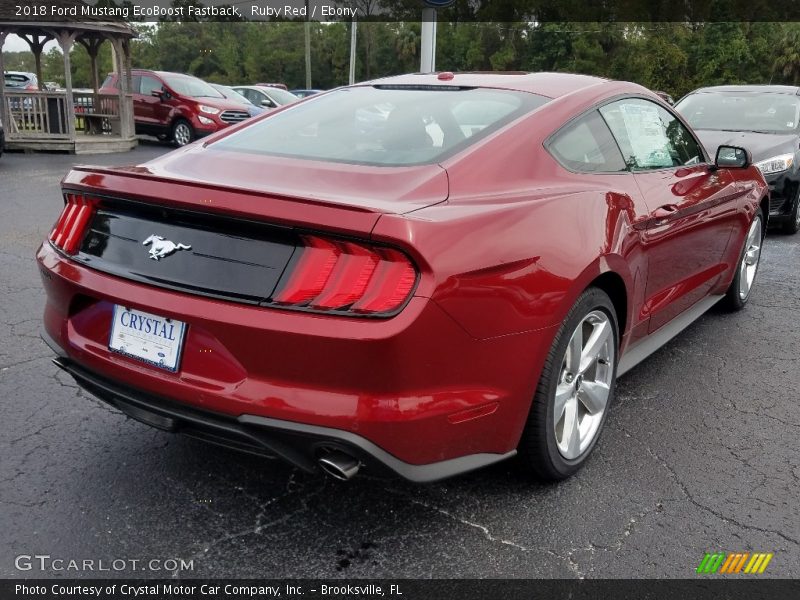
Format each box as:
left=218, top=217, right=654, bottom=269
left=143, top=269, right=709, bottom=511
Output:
left=232, top=85, right=299, bottom=109
left=290, top=89, right=323, bottom=98
left=40, top=72, right=768, bottom=483
left=101, top=70, right=252, bottom=146
left=209, top=84, right=266, bottom=118
left=676, top=85, right=800, bottom=233
left=4, top=71, right=38, bottom=110
left=255, top=82, right=288, bottom=90
left=653, top=90, right=674, bottom=105
left=4, top=71, right=38, bottom=90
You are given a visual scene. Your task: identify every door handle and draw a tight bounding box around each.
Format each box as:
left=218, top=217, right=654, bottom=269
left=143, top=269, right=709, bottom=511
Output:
left=651, top=204, right=679, bottom=226
left=653, top=204, right=679, bottom=219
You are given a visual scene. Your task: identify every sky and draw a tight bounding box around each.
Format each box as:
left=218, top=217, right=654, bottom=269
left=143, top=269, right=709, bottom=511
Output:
left=3, top=34, right=60, bottom=54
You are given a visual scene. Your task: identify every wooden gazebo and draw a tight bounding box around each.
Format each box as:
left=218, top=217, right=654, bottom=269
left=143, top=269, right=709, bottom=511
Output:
left=0, top=20, right=137, bottom=153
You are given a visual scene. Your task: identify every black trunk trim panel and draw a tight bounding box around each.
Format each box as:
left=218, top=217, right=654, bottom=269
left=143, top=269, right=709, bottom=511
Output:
left=75, top=197, right=298, bottom=303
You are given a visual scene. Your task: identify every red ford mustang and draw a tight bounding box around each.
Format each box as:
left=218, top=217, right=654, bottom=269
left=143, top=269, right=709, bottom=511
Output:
left=38, top=72, right=768, bottom=482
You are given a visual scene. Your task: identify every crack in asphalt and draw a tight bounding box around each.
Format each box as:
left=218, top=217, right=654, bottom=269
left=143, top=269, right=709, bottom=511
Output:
left=169, top=472, right=321, bottom=578
left=620, top=426, right=800, bottom=548
left=398, top=494, right=532, bottom=552
left=0, top=355, right=52, bottom=372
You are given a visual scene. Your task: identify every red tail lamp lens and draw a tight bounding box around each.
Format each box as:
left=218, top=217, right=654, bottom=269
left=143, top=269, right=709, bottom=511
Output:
left=273, top=236, right=417, bottom=316
left=49, top=193, right=96, bottom=255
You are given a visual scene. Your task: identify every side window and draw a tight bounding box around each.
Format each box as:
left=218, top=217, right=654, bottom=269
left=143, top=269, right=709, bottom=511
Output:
left=139, top=76, right=162, bottom=97
left=547, top=110, right=627, bottom=173
left=131, top=75, right=141, bottom=94
left=599, top=98, right=704, bottom=171
left=243, top=89, right=261, bottom=105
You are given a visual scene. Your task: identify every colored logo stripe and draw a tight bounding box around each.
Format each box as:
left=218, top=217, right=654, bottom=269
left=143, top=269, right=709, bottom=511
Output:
left=697, top=552, right=773, bottom=574
left=745, top=553, right=773, bottom=574
left=697, top=552, right=725, bottom=574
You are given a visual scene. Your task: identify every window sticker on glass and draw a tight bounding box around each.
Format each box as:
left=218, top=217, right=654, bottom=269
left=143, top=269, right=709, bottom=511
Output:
left=618, top=103, right=674, bottom=169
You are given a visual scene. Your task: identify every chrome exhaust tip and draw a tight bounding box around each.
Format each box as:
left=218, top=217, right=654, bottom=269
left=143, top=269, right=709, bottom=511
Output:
left=318, top=451, right=361, bottom=480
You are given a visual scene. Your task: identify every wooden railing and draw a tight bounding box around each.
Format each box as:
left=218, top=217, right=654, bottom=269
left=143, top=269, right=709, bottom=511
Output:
left=73, top=90, right=122, bottom=135
left=3, top=91, right=69, bottom=139
left=2, top=90, right=127, bottom=139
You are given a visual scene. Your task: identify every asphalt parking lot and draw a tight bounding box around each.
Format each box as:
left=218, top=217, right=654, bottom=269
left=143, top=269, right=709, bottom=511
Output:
left=0, top=145, right=798, bottom=579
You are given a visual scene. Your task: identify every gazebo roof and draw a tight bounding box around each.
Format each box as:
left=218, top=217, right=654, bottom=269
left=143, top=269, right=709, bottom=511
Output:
left=0, top=20, right=136, bottom=38
left=0, top=3, right=138, bottom=154
left=0, top=0, right=136, bottom=35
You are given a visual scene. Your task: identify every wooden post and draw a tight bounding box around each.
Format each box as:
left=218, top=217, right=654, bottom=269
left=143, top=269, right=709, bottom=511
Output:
left=111, top=37, right=132, bottom=139
left=20, top=33, right=52, bottom=89
left=77, top=36, right=103, bottom=95
left=0, top=30, right=8, bottom=137
left=57, top=30, right=77, bottom=142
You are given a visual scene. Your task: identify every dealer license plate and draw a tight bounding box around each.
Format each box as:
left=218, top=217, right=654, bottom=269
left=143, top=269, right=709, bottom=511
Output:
left=108, top=305, right=186, bottom=372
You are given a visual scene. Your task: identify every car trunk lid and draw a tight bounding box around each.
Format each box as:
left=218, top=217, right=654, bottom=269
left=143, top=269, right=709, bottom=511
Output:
left=59, top=152, right=447, bottom=305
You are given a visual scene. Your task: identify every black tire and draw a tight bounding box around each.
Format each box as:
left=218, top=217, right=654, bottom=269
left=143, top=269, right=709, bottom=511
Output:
left=781, top=188, right=800, bottom=234
left=171, top=119, right=194, bottom=147
left=722, top=209, right=764, bottom=311
left=518, top=288, right=619, bottom=481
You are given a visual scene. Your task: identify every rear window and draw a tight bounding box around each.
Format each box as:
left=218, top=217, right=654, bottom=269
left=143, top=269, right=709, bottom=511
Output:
left=4, top=73, right=34, bottom=87
left=213, top=86, right=549, bottom=166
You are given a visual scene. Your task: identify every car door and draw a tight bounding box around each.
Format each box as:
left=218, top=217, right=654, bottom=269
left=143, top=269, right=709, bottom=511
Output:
left=135, top=74, right=163, bottom=130
left=599, top=97, right=744, bottom=332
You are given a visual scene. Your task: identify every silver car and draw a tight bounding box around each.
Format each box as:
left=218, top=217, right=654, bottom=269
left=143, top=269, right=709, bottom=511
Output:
left=231, top=85, right=299, bottom=109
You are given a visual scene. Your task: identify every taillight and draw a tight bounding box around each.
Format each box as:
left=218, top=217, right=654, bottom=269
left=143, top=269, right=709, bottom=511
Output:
left=272, top=235, right=417, bottom=316
left=49, top=193, right=96, bottom=255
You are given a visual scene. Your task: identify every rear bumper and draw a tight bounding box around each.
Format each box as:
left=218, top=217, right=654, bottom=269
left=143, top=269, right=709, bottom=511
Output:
left=37, top=242, right=552, bottom=477
left=47, top=349, right=514, bottom=482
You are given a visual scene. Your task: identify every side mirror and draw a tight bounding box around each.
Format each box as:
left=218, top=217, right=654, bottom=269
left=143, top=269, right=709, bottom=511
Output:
left=715, top=145, right=750, bottom=169
left=151, top=89, right=164, bottom=99
left=261, top=99, right=275, bottom=108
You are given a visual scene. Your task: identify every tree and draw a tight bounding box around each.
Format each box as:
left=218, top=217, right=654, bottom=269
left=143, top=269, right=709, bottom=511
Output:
left=773, top=25, right=800, bottom=85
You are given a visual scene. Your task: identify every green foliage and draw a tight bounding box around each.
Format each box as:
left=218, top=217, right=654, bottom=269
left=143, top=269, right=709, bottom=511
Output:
left=3, top=20, right=799, bottom=96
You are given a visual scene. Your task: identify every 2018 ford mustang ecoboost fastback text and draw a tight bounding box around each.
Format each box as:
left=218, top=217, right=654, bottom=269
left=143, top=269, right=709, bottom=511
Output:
left=38, top=72, right=768, bottom=482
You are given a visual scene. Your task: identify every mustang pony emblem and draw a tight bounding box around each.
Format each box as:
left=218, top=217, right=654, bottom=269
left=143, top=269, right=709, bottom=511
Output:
left=142, top=235, right=192, bottom=260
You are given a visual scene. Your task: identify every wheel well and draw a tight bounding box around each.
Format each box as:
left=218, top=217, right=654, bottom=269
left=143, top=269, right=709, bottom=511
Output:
left=759, top=194, right=770, bottom=231
left=589, top=272, right=627, bottom=338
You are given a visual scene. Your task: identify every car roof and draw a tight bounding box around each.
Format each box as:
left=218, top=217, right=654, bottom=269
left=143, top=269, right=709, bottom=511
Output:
left=130, top=70, right=199, bottom=79
left=233, top=85, right=270, bottom=92
left=4, top=71, right=36, bottom=78
left=688, top=84, right=800, bottom=95
left=359, top=71, right=610, bottom=99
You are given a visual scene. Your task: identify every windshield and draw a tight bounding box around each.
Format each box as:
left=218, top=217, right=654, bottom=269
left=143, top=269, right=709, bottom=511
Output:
left=162, top=74, right=223, bottom=99
left=213, top=86, right=548, bottom=166
left=262, top=87, right=299, bottom=105
left=676, top=91, right=800, bottom=133
left=212, top=84, right=252, bottom=106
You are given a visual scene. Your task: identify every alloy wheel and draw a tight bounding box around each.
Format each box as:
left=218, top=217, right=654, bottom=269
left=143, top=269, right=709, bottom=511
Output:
left=554, top=310, right=615, bottom=460
left=738, top=216, right=762, bottom=301
left=174, top=123, right=191, bottom=146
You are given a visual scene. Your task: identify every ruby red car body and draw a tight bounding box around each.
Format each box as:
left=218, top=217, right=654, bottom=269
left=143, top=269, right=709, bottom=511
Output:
left=38, top=72, right=769, bottom=482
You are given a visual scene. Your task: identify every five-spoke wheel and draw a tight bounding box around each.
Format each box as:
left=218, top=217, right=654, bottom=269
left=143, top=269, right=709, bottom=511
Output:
left=554, top=310, right=615, bottom=459
left=519, top=288, right=618, bottom=480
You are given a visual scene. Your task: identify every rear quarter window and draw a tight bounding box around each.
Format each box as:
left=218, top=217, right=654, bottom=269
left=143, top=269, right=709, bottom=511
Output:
left=547, top=110, right=627, bottom=173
